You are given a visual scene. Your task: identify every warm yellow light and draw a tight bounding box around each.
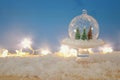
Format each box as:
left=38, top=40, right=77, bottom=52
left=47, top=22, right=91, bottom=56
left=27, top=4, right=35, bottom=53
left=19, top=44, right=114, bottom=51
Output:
left=78, top=48, right=94, bottom=54
left=21, top=38, right=32, bottom=48
left=2, top=49, right=8, bottom=57
left=41, top=49, right=51, bottom=56
left=60, top=45, right=69, bottom=54
left=79, top=48, right=88, bottom=54
left=58, top=45, right=77, bottom=57
left=102, top=47, right=113, bottom=54
left=16, top=50, right=29, bottom=56
left=88, top=48, right=94, bottom=54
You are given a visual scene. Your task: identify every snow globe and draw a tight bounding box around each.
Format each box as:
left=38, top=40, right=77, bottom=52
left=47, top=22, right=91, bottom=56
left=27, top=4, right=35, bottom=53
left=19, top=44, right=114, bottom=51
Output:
left=69, top=9, right=99, bottom=40
left=62, top=9, right=104, bottom=62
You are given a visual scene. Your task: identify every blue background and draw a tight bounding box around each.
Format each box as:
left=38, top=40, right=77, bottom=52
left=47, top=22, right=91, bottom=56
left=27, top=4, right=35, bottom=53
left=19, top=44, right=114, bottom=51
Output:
left=0, top=0, right=120, bottom=51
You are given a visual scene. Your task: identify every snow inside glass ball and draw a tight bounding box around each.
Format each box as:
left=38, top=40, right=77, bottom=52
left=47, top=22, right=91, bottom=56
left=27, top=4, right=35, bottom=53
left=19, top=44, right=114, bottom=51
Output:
left=69, top=9, right=99, bottom=40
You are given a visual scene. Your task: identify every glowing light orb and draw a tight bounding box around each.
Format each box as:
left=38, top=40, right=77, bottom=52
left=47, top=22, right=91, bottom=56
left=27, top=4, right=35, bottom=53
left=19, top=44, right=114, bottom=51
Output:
left=99, top=45, right=113, bottom=54
left=60, top=45, right=69, bottom=54
left=102, top=47, right=113, bottom=54
left=41, top=49, right=51, bottom=56
left=59, top=45, right=77, bottom=57
left=69, top=9, right=99, bottom=40
left=2, top=49, right=8, bottom=57
left=16, top=50, right=29, bottom=56
left=21, top=38, right=32, bottom=48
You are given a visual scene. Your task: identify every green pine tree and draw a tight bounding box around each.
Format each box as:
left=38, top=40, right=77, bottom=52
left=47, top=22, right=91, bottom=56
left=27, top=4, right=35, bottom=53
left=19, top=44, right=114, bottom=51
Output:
left=82, top=28, right=87, bottom=40
left=75, top=28, right=80, bottom=40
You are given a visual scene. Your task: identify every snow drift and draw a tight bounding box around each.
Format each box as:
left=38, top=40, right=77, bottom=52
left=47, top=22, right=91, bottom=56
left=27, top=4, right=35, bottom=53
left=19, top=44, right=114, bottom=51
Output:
left=0, top=52, right=120, bottom=80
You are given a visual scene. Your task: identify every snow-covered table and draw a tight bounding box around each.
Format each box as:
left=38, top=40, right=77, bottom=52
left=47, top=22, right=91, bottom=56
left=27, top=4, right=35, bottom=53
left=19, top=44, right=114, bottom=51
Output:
left=0, top=52, right=120, bottom=80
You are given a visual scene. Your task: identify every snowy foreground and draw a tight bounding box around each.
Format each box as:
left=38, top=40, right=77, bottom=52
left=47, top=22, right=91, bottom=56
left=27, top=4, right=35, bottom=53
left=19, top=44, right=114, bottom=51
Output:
left=0, top=52, right=120, bottom=80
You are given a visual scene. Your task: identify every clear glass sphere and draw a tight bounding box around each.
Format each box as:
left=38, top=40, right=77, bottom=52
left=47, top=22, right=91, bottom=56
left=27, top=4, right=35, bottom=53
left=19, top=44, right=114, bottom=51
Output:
left=69, top=9, right=99, bottom=40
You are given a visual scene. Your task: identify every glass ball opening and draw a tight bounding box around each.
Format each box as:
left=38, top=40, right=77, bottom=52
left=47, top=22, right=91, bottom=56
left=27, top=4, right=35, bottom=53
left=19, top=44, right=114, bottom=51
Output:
left=69, top=10, right=99, bottom=40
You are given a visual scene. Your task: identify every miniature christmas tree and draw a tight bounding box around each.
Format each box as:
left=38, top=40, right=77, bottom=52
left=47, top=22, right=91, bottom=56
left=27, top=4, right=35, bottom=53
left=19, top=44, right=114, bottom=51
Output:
left=82, top=27, right=87, bottom=40
left=75, top=28, right=80, bottom=40
left=88, top=26, right=92, bottom=40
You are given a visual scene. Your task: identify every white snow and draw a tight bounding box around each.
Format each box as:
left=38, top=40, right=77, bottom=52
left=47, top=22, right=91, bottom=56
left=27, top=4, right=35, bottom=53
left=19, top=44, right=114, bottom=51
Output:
left=62, top=38, right=105, bottom=48
left=0, top=52, right=120, bottom=80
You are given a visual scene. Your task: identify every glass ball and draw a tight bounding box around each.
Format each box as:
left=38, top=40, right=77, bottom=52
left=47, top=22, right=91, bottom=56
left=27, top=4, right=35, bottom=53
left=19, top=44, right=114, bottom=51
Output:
left=69, top=10, right=99, bottom=40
